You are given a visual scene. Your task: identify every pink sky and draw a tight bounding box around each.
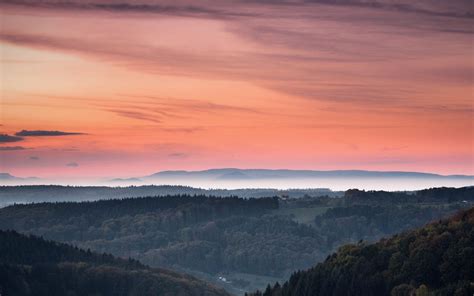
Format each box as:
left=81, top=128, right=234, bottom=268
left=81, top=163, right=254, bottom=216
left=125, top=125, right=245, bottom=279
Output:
left=0, top=0, right=473, bottom=178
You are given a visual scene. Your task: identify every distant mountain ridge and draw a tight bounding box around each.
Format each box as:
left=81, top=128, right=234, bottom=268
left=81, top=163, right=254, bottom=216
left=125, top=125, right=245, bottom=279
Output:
left=0, top=173, right=39, bottom=181
left=1, top=169, right=472, bottom=190
left=0, top=173, right=17, bottom=180
left=147, top=168, right=473, bottom=180
left=142, top=169, right=474, bottom=191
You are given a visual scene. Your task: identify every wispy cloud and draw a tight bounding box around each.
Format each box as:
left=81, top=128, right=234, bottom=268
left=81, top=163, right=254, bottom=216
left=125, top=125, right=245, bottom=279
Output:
left=1, top=0, right=472, bottom=176
left=380, top=146, right=409, bottom=152
left=15, top=130, right=85, bottom=136
left=105, top=109, right=162, bottom=124
left=1, top=5, right=470, bottom=111
left=1, top=0, right=258, bottom=19
left=66, top=162, right=79, bottom=167
left=168, top=152, right=188, bottom=158
left=161, top=127, right=204, bottom=133
left=0, top=134, right=23, bottom=143
left=0, top=146, right=26, bottom=151
left=2, top=0, right=472, bottom=19
left=100, top=96, right=262, bottom=124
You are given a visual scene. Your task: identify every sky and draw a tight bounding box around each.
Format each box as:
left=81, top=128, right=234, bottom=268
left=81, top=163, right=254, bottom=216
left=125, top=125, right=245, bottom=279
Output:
left=0, top=0, right=473, bottom=179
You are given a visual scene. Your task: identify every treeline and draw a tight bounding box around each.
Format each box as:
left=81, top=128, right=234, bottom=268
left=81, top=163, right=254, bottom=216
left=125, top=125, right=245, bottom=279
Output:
left=0, top=195, right=321, bottom=277
left=416, top=186, right=474, bottom=202
left=1, top=195, right=278, bottom=230
left=251, top=207, right=474, bottom=296
left=0, top=230, right=141, bottom=269
left=0, top=185, right=339, bottom=205
left=314, top=204, right=460, bottom=248
left=344, top=186, right=474, bottom=204
left=0, top=230, right=229, bottom=296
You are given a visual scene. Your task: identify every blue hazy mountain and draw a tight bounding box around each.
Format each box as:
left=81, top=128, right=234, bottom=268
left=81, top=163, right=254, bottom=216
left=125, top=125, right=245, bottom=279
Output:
left=146, top=168, right=473, bottom=180
left=0, top=173, right=39, bottom=182
left=143, top=168, right=474, bottom=190
left=1, top=169, right=472, bottom=191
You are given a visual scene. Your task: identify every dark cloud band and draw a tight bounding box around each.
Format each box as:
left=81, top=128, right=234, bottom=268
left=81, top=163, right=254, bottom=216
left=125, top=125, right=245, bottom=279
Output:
left=0, top=146, right=26, bottom=151
left=0, top=134, right=24, bottom=143
left=15, top=130, right=85, bottom=136
left=2, top=0, right=472, bottom=19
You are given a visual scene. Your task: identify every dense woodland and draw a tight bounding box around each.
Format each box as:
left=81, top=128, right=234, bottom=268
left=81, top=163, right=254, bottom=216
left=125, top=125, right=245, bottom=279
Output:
left=0, top=185, right=338, bottom=206
left=0, top=187, right=472, bottom=293
left=251, top=207, right=474, bottom=296
left=0, top=230, right=229, bottom=296
left=344, top=186, right=474, bottom=204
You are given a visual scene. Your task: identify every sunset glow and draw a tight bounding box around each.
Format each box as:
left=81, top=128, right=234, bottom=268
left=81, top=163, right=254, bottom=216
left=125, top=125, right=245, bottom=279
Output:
left=1, top=0, right=473, bottom=179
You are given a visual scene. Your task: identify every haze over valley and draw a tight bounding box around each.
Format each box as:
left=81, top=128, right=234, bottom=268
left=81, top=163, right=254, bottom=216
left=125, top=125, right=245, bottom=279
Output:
left=1, top=168, right=473, bottom=191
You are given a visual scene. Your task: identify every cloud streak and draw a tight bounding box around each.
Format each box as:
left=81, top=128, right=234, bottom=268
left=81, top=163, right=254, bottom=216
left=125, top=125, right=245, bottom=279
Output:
left=168, top=152, right=188, bottom=158
left=1, top=0, right=259, bottom=20
left=0, top=134, right=23, bottom=143
left=1, top=3, right=471, bottom=110
left=100, top=96, right=262, bottom=124
left=0, top=146, right=26, bottom=151
left=2, top=0, right=472, bottom=19
left=15, top=130, right=85, bottom=136
left=1, top=0, right=472, bottom=176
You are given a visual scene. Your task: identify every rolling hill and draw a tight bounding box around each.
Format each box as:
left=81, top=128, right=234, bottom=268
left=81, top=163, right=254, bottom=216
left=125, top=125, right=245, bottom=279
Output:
left=147, top=168, right=473, bottom=180
left=0, top=229, right=230, bottom=296
left=142, top=169, right=474, bottom=190
left=0, top=187, right=472, bottom=293
left=251, top=207, right=474, bottom=296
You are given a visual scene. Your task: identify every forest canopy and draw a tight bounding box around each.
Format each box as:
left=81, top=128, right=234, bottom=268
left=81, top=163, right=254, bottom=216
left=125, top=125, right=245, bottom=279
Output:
left=0, top=229, right=229, bottom=296
left=250, top=206, right=474, bottom=296
left=0, top=187, right=472, bottom=293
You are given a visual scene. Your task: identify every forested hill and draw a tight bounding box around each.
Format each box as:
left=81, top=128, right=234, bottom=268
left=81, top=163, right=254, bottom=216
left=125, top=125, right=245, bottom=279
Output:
left=0, top=195, right=278, bottom=226
left=0, top=230, right=230, bottom=296
left=0, top=187, right=471, bottom=293
left=0, top=185, right=338, bottom=206
left=344, top=186, right=474, bottom=204
left=252, top=207, right=474, bottom=296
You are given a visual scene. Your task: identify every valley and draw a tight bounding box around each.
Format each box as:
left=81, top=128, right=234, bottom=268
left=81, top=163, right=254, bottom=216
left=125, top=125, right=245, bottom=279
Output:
left=0, top=186, right=472, bottom=294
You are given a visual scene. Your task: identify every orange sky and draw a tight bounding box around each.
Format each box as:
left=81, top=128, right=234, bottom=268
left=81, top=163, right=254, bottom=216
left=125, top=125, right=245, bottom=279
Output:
left=0, top=0, right=473, bottom=178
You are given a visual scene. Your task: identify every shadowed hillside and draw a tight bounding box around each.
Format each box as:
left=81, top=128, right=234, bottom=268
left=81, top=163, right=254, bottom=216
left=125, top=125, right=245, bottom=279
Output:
left=0, top=187, right=472, bottom=293
left=0, top=230, right=229, bottom=296
left=251, top=207, right=474, bottom=296
left=0, top=185, right=339, bottom=207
